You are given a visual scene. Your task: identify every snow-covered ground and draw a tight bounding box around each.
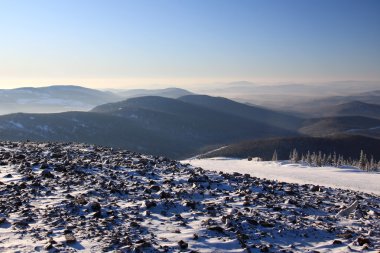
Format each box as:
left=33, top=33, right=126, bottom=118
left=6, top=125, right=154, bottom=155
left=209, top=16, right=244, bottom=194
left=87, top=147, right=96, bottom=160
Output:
left=1, top=143, right=379, bottom=253
left=182, top=158, right=380, bottom=195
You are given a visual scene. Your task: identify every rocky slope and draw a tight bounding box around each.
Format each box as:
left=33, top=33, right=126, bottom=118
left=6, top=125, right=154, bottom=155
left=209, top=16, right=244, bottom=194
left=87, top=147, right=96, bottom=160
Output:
left=0, top=142, right=379, bottom=252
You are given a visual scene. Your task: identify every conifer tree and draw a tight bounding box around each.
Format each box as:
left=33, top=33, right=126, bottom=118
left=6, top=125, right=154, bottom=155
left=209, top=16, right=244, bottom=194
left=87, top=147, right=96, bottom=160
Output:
left=333, top=152, right=337, bottom=166
left=272, top=150, right=278, bottom=161
left=359, top=150, right=366, bottom=170
left=284, top=147, right=379, bottom=171
left=317, top=151, right=322, bottom=167
left=306, top=150, right=312, bottom=165
left=370, top=156, right=374, bottom=171
left=291, top=148, right=299, bottom=163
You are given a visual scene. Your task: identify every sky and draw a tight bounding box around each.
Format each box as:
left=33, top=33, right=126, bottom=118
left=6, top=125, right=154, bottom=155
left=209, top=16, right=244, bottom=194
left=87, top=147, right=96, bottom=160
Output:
left=0, top=0, right=379, bottom=89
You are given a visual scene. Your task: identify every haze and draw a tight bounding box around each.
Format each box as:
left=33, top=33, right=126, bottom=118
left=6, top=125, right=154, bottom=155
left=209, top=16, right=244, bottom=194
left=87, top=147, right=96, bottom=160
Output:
left=1, top=0, right=380, bottom=89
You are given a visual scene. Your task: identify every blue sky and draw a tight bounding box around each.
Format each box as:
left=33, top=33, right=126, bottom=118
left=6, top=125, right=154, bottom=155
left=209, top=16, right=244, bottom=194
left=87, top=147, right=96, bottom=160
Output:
left=0, top=0, right=379, bottom=88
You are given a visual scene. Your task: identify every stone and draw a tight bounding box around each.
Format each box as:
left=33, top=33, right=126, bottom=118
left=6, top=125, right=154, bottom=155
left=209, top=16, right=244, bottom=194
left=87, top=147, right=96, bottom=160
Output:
left=310, top=185, right=320, bottom=192
left=44, top=243, right=53, bottom=250
left=41, top=169, right=54, bottom=178
left=89, top=201, right=101, bottom=211
left=150, top=185, right=160, bottom=191
left=208, top=226, right=224, bottom=233
left=0, top=217, right=7, bottom=224
left=178, top=240, right=188, bottom=249
left=143, top=200, right=156, bottom=209
left=65, top=234, right=76, bottom=244
left=357, top=237, right=370, bottom=246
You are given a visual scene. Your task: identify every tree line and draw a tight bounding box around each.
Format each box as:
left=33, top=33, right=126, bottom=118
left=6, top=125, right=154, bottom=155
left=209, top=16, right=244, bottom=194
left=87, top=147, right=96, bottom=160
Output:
left=271, top=149, right=379, bottom=172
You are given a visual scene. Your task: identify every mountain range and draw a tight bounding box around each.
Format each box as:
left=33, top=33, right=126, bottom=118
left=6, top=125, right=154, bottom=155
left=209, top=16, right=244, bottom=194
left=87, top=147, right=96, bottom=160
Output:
left=0, top=85, right=120, bottom=114
left=117, top=87, right=193, bottom=99
left=0, top=86, right=194, bottom=115
left=0, top=84, right=379, bottom=159
left=295, top=101, right=380, bottom=119
left=0, top=95, right=297, bottom=158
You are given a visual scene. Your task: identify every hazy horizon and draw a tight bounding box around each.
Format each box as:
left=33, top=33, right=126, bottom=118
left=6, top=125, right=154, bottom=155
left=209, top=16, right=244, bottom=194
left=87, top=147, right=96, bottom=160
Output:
left=1, top=0, right=379, bottom=90
left=0, top=80, right=379, bottom=91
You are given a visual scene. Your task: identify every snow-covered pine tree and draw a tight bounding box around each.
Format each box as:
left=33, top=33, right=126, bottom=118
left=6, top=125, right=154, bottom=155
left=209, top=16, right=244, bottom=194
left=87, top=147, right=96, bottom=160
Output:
left=316, top=151, right=322, bottom=167
left=333, top=152, right=337, bottom=166
left=359, top=150, right=366, bottom=170
left=306, top=150, right=312, bottom=165
left=312, top=152, right=317, bottom=166
left=370, top=156, right=375, bottom=171
left=291, top=148, right=299, bottom=163
left=272, top=150, right=278, bottom=161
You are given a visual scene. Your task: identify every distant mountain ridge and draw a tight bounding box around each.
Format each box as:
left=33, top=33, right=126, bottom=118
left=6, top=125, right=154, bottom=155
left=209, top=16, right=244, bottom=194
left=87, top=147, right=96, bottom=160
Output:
left=0, top=85, right=122, bottom=114
left=311, top=101, right=380, bottom=119
left=290, top=90, right=380, bottom=114
left=118, top=87, right=193, bottom=99
left=0, top=86, right=195, bottom=115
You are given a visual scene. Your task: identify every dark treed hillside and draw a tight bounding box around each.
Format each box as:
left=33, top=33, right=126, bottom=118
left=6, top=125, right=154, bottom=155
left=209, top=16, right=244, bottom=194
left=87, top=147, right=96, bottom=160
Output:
left=178, top=95, right=302, bottom=130
left=91, top=96, right=296, bottom=139
left=2, top=93, right=380, bottom=160
left=299, top=116, right=380, bottom=138
left=0, top=96, right=299, bottom=159
left=321, top=101, right=380, bottom=119
left=199, top=135, right=380, bottom=161
left=290, top=90, right=380, bottom=113
left=294, top=101, right=380, bottom=119
left=0, top=112, right=192, bottom=157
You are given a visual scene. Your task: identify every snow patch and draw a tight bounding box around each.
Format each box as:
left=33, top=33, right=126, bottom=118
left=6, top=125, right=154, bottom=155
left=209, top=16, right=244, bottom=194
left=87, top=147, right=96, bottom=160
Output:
left=182, top=158, right=380, bottom=195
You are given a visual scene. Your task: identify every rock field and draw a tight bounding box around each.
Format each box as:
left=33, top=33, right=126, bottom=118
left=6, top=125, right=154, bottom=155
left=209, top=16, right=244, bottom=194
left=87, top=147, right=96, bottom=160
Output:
left=0, top=142, right=379, bottom=252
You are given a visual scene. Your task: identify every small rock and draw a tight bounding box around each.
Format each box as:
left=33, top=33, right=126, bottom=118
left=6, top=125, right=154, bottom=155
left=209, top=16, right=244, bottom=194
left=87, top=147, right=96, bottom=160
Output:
left=260, top=220, right=275, bottom=228
left=65, top=234, right=76, bottom=244
left=75, top=195, right=88, bottom=205
left=310, top=185, right=320, bottom=192
left=143, top=200, right=156, bottom=209
left=0, top=217, right=7, bottom=224
left=41, top=169, right=54, bottom=178
left=89, top=201, right=101, bottom=211
left=178, top=240, right=188, bottom=249
left=337, top=232, right=353, bottom=239
left=208, top=226, right=224, bottom=233
left=150, top=185, right=160, bottom=191
left=63, top=229, right=72, bottom=234
left=44, top=243, right=53, bottom=250
left=184, top=201, right=197, bottom=209
left=130, top=221, right=140, bottom=228
left=93, top=211, right=102, bottom=218
left=260, top=245, right=269, bottom=252
left=284, top=199, right=297, bottom=205
left=357, top=237, right=370, bottom=246
left=49, top=238, right=57, bottom=244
